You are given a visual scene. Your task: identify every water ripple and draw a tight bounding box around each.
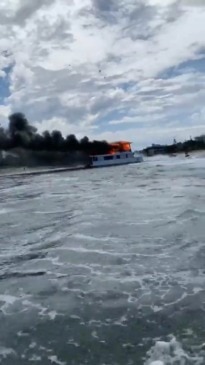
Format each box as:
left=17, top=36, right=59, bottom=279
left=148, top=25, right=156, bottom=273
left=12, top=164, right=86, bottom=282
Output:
left=0, top=155, right=205, bottom=364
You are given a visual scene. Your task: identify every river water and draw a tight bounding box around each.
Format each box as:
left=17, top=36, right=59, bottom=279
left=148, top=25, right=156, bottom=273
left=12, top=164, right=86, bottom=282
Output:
left=0, top=154, right=205, bottom=365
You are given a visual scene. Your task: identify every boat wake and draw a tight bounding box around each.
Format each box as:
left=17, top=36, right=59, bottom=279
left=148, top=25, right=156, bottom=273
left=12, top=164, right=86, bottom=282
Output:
left=145, top=336, right=204, bottom=365
left=0, top=154, right=205, bottom=364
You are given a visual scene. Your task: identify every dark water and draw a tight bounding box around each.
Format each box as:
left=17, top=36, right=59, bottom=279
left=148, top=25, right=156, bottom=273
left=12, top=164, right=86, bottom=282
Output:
left=0, top=155, right=205, bottom=365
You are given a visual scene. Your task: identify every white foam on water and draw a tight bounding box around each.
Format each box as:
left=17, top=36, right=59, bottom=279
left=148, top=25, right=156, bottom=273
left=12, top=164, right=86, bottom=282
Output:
left=0, top=294, right=18, bottom=305
left=0, top=346, right=16, bottom=359
left=0, top=208, right=14, bottom=215
left=73, top=232, right=121, bottom=243
left=48, top=311, right=58, bottom=320
left=17, top=331, right=29, bottom=337
left=0, top=294, right=20, bottom=314
left=48, top=355, right=66, bottom=365
left=29, top=354, right=42, bottom=362
left=48, top=256, right=65, bottom=267
left=144, top=337, right=204, bottom=365
left=67, top=340, right=80, bottom=347
left=29, top=342, right=37, bottom=349
left=58, top=245, right=124, bottom=256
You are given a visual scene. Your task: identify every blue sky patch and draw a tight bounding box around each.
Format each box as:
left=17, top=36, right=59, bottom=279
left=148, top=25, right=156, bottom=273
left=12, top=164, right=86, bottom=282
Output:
left=158, top=56, right=205, bottom=80
left=0, top=65, right=12, bottom=102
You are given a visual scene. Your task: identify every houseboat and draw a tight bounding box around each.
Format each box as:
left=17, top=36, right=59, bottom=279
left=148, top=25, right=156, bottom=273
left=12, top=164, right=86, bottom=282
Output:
left=87, top=141, right=143, bottom=168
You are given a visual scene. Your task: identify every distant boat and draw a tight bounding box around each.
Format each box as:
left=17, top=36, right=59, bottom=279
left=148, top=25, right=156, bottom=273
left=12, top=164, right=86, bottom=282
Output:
left=87, top=141, right=143, bottom=168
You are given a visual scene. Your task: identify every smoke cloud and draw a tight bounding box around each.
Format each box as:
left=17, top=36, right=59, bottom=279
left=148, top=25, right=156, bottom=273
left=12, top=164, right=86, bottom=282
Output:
left=0, top=112, right=110, bottom=155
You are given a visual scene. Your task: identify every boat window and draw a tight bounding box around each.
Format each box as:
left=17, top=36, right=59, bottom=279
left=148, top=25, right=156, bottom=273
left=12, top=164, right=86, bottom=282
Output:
left=93, top=156, right=98, bottom=161
left=104, top=155, right=113, bottom=160
left=116, top=155, right=120, bottom=159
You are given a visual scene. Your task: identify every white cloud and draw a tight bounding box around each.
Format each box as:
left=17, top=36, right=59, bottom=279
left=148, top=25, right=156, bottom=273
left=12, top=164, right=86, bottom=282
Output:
left=0, top=105, right=11, bottom=128
left=0, top=0, right=205, bottom=147
left=91, top=123, right=205, bottom=150
left=0, top=104, right=11, bottom=117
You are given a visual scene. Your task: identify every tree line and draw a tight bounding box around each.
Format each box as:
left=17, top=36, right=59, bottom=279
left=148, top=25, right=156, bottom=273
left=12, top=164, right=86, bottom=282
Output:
left=0, top=113, right=110, bottom=155
left=143, top=137, right=205, bottom=156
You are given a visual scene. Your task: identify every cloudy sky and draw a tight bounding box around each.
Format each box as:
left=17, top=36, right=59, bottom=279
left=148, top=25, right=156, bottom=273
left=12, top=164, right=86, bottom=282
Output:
left=0, top=0, right=205, bottom=148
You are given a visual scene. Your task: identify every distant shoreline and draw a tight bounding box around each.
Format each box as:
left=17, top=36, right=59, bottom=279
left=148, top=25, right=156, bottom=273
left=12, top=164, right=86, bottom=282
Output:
left=142, top=150, right=205, bottom=157
left=142, top=148, right=205, bottom=157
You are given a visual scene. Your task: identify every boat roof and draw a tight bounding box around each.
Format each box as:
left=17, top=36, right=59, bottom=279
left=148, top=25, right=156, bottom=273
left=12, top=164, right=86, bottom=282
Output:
left=110, top=141, right=132, bottom=144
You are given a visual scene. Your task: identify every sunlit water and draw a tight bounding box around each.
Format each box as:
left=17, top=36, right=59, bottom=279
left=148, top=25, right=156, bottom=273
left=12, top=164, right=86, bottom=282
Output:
left=0, top=154, right=205, bottom=365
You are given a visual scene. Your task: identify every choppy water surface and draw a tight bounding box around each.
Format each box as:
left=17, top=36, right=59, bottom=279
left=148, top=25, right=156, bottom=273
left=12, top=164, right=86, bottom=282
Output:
left=0, top=155, right=205, bottom=365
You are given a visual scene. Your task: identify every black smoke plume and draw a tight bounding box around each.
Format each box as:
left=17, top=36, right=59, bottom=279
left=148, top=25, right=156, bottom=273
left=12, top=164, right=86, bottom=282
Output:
left=0, top=112, right=110, bottom=156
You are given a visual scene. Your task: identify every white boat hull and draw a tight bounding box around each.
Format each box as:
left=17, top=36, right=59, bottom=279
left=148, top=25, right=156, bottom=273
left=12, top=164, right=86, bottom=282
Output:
left=89, top=152, right=143, bottom=168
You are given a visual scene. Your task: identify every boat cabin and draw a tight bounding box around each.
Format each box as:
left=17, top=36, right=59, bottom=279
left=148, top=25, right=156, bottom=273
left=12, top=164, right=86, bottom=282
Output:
left=87, top=141, right=143, bottom=167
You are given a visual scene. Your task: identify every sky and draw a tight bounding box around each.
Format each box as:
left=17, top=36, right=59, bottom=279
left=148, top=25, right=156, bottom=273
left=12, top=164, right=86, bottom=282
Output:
left=0, top=0, right=205, bottom=149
